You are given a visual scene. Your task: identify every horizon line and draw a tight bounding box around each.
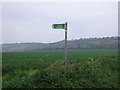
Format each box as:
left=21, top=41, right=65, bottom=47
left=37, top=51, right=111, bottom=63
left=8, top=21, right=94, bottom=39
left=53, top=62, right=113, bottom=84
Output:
left=1, top=36, right=119, bottom=45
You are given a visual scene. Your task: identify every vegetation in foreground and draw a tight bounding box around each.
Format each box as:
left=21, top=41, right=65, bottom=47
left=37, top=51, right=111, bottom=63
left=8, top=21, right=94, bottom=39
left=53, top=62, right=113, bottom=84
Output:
left=2, top=49, right=118, bottom=88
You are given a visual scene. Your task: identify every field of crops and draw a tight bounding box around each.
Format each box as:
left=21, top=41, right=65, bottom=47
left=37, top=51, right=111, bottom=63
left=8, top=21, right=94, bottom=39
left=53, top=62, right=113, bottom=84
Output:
left=2, top=49, right=118, bottom=88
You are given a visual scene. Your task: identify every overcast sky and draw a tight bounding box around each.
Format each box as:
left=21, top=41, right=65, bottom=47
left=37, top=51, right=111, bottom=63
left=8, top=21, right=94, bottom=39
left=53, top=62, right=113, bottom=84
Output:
left=2, top=2, right=118, bottom=44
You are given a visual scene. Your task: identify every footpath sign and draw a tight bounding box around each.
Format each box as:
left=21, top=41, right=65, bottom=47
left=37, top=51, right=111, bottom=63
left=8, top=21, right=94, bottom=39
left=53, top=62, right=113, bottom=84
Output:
left=52, top=24, right=65, bottom=29
left=52, top=22, right=68, bottom=67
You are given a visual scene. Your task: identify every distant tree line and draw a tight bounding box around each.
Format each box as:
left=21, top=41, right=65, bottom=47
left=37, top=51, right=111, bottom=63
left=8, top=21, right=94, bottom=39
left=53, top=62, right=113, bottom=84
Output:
left=2, top=36, right=119, bottom=52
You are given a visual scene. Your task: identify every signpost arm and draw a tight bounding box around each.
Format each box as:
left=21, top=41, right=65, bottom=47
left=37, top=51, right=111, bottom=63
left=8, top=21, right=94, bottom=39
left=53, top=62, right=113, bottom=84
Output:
left=64, top=22, right=67, bottom=67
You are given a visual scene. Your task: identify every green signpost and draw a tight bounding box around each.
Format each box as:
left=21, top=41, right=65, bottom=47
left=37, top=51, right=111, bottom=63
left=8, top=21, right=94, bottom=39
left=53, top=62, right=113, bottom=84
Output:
left=52, top=24, right=65, bottom=29
left=52, top=22, right=68, bottom=67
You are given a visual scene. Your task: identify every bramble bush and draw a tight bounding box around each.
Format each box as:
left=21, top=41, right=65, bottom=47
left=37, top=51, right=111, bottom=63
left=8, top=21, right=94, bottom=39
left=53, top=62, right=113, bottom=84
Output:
left=33, top=58, right=118, bottom=88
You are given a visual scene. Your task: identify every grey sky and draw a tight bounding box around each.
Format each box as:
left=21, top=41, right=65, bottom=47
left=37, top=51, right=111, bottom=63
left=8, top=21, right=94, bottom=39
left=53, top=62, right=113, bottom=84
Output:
left=2, top=2, right=118, bottom=44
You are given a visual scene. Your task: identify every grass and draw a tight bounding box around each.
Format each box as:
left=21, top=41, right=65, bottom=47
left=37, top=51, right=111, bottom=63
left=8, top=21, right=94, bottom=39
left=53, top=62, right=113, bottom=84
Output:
left=2, top=49, right=118, bottom=88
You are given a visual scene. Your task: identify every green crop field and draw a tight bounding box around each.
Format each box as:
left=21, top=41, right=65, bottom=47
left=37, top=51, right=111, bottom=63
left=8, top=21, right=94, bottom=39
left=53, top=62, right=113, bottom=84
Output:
left=2, top=49, right=118, bottom=88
